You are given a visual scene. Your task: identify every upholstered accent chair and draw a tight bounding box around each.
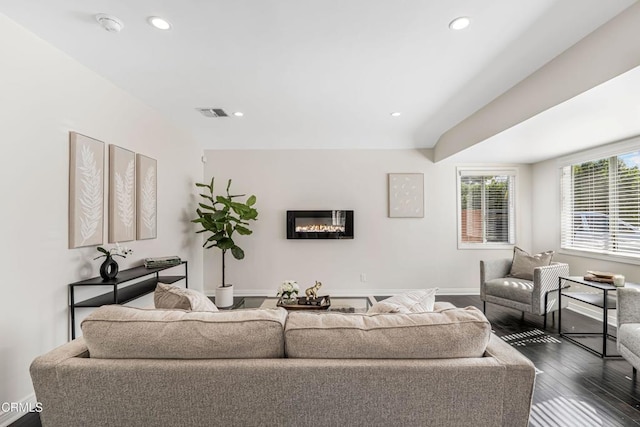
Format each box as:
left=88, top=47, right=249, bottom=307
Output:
left=480, top=258, right=570, bottom=329
left=617, top=287, right=640, bottom=378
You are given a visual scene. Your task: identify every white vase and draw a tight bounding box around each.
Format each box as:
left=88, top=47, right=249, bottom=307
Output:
left=216, top=284, right=234, bottom=308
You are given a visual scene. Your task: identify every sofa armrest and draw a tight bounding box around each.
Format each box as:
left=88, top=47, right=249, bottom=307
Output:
left=30, top=338, right=89, bottom=426
left=484, top=334, right=535, bottom=427
left=617, top=287, right=640, bottom=327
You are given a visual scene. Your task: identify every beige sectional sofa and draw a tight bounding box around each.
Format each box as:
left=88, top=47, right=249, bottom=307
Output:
left=31, top=302, right=535, bottom=427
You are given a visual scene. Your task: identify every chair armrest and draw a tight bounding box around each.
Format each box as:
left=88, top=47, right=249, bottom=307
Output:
left=617, top=288, right=640, bottom=327
left=532, top=262, right=570, bottom=295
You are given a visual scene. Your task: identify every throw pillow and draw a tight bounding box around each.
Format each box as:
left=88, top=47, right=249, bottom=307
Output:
left=154, top=283, right=218, bottom=312
left=367, top=288, right=438, bottom=314
left=508, top=246, right=554, bottom=281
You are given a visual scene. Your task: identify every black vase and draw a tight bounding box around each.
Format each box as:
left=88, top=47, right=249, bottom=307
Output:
left=100, top=255, right=119, bottom=280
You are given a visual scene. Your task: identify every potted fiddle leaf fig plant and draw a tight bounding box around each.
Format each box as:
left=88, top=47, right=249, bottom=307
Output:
left=192, top=177, right=258, bottom=307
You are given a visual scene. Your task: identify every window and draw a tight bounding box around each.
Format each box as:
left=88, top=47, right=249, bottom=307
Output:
left=561, top=149, right=640, bottom=258
left=457, top=169, right=516, bottom=248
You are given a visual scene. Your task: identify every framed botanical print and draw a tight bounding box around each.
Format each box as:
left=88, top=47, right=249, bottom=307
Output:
left=69, top=132, right=104, bottom=248
left=136, top=154, right=157, bottom=239
left=109, top=145, right=136, bottom=242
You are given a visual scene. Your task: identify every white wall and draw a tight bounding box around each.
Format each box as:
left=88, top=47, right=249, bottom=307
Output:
left=0, top=14, right=203, bottom=422
left=203, top=149, right=532, bottom=296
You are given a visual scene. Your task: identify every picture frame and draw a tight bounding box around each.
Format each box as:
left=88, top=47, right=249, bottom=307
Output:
left=108, top=145, right=136, bottom=242
left=68, top=132, right=105, bottom=248
left=388, top=173, right=424, bottom=218
left=136, top=154, right=157, bottom=240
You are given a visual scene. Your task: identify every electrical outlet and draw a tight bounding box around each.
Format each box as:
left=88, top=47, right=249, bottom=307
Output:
left=360, top=273, right=367, bottom=282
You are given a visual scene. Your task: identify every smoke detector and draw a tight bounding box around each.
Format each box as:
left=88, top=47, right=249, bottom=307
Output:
left=197, top=108, right=229, bottom=118
left=96, top=14, right=124, bottom=33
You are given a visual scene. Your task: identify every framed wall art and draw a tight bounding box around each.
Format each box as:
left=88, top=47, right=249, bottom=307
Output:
left=68, top=132, right=104, bottom=248
left=136, top=154, right=157, bottom=239
left=109, top=145, right=136, bottom=242
left=388, top=173, right=424, bottom=218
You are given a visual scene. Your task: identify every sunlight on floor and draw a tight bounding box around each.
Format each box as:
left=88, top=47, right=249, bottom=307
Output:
left=500, top=329, right=562, bottom=346
left=530, top=396, right=604, bottom=427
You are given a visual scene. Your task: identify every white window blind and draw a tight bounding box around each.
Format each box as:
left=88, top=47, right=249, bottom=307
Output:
left=458, top=169, right=515, bottom=247
left=561, top=150, right=640, bottom=258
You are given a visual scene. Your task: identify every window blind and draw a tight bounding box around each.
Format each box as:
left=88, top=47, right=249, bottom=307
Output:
left=561, top=150, right=640, bottom=257
left=458, top=170, right=515, bottom=246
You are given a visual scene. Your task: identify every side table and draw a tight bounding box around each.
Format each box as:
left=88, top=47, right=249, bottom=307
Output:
left=558, top=276, right=623, bottom=358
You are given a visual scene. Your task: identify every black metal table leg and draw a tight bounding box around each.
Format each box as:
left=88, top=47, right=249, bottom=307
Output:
left=558, top=277, right=562, bottom=334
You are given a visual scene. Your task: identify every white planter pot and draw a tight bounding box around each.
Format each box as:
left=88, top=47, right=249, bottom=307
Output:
left=215, top=284, right=234, bottom=308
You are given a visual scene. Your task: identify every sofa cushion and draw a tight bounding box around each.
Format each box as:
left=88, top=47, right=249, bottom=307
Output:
left=81, top=305, right=287, bottom=359
left=508, top=246, right=554, bottom=280
left=154, top=283, right=218, bottom=312
left=484, top=278, right=533, bottom=305
left=285, top=306, right=490, bottom=359
left=367, top=288, right=438, bottom=314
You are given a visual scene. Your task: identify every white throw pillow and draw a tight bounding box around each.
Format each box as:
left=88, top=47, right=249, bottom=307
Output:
left=367, top=288, right=438, bottom=314
left=154, top=283, right=219, bottom=312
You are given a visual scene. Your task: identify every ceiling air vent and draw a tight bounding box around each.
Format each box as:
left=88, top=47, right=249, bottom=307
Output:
left=197, top=108, right=228, bottom=118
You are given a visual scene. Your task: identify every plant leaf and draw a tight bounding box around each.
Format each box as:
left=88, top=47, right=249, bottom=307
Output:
left=215, top=196, right=231, bottom=207
left=211, top=210, right=227, bottom=220
left=217, top=237, right=234, bottom=250
left=231, top=246, right=245, bottom=260
left=235, top=225, right=252, bottom=235
left=246, top=195, right=256, bottom=206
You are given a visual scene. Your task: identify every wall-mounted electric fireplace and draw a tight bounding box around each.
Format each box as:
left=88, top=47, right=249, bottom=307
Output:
left=287, top=210, right=354, bottom=239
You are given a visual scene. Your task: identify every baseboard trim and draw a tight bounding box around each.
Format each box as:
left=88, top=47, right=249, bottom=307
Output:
left=0, top=393, right=38, bottom=427
left=205, top=288, right=480, bottom=297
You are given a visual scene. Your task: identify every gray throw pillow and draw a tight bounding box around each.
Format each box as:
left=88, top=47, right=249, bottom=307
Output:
left=508, top=246, right=554, bottom=280
left=154, top=283, right=218, bottom=312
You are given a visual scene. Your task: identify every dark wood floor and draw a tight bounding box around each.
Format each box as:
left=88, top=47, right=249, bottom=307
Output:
left=449, top=295, right=640, bottom=427
left=11, top=295, right=640, bottom=426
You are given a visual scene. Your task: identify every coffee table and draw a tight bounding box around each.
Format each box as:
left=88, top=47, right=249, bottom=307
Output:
left=219, top=295, right=376, bottom=313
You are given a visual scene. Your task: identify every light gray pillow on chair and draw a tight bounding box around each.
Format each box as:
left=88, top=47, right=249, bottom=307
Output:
left=154, top=283, right=218, bottom=312
left=508, top=246, right=554, bottom=280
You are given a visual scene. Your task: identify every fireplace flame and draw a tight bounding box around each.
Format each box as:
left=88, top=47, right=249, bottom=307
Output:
left=295, top=225, right=345, bottom=233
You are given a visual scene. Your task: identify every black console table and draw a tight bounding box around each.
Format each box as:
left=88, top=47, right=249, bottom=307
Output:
left=68, top=261, right=188, bottom=339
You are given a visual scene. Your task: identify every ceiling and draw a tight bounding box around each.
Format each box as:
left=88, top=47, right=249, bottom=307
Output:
left=0, top=0, right=637, bottom=160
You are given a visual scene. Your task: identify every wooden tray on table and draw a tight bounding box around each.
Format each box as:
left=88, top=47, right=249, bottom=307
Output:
left=276, top=295, right=331, bottom=310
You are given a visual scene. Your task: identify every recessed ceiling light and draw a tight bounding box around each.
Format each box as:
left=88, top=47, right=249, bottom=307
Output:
left=148, top=16, right=171, bottom=30
left=449, top=16, right=470, bottom=30
left=233, top=112, right=244, bottom=117
left=95, top=14, right=124, bottom=33
left=390, top=112, right=402, bottom=117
